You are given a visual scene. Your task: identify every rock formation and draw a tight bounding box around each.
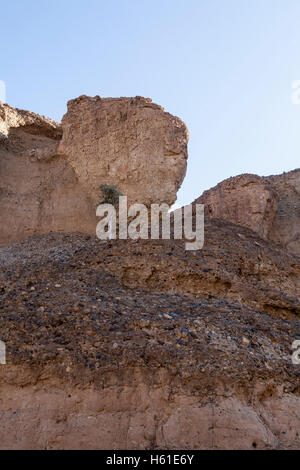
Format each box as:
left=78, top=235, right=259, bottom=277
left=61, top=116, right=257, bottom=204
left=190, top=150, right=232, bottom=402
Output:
left=0, top=221, right=299, bottom=449
left=0, top=102, right=96, bottom=245
left=58, top=95, right=188, bottom=207
left=0, top=96, right=299, bottom=450
left=194, top=169, right=300, bottom=255
left=268, top=169, right=300, bottom=254
left=0, top=97, right=188, bottom=245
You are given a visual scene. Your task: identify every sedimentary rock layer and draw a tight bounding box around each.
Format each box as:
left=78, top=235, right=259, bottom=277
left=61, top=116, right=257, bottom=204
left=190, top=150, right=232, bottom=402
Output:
left=0, top=97, right=188, bottom=245
left=194, top=169, right=300, bottom=255
left=0, top=225, right=299, bottom=449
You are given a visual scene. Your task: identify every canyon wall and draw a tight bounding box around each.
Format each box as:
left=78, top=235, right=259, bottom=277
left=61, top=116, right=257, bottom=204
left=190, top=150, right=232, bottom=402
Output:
left=0, top=230, right=299, bottom=449
left=1, top=97, right=299, bottom=256
left=195, top=169, right=300, bottom=255
left=0, top=97, right=188, bottom=245
left=0, top=97, right=299, bottom=449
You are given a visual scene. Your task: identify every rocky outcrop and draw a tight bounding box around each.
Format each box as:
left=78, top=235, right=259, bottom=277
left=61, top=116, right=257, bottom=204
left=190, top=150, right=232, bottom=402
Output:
left=194, top=170, right=300, bottom=255
left=195, top=174, right=278, bottom=240
left=268, top=169, right=300, bottom=254
left=0, top=102, right=97, bottom=245
left=58, top=95, right=188, bottom=207
left=0, top=97, right=188, bottom=245
left=0, top=102, right=61, bottom=140
left=0, top=217, right=299, bottom=449
left=0, top=97, right=299, bottom=450
left=0, top=366, right=298, bottom=450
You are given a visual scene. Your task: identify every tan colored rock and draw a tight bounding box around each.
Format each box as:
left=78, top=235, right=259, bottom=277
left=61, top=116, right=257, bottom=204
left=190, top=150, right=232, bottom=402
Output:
left=0, top=103, right=96, bottom=245
left=0, top=102, right=61, bottom=140
left=0, top=366, right=298, bottom=450
left=0, top=224, right=299, bottom=449
left=58, top=95, right=188, bottom=207
left=268, top=169, right=300, bottom=254
left=1, top=98, right=299, bottom=451
left=0, top=97, right=188, bottom=245
left=194, top=169, right=300, bottom=255
left=195, top=174, right=278, bottom=240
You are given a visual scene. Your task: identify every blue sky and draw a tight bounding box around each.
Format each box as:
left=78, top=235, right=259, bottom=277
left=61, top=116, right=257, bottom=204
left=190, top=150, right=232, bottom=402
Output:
left=1, top=0, right=300, bottom=207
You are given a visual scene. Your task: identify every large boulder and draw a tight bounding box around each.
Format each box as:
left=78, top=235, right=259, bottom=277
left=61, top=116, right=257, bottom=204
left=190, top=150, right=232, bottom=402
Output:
left=58, top=95, right=188, bottom=206
left=0, top=96, right=188, bottom=245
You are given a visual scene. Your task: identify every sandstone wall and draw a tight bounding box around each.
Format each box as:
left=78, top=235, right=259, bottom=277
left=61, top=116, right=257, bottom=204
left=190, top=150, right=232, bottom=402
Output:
left=0, top=97, right=188, bottom=245
left=195, top=170, right=300, bottom=255
left=0, top=366, right=298, bottom=450
left=58, top=95, right=188, bottom=207
left=268, top=169, right=300, bottom=254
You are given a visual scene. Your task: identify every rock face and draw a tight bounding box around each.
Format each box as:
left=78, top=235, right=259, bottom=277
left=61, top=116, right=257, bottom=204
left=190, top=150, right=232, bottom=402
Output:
left=58, top=95, right=188, bottom=207
left=0, top=97, right=188, bottom=245
left=0, top=367, right=298, bottom=450
left=268, top=169, right=300, bottom=254
left=0, top=102, right=97, bottom=245
left=0, top=102, right=61, bottom=140
left=0, top=225, right=299, bottom=449
left=0, top=97, right=299, bottom=450
left=194, top=170, right=300, bottom=254
left=195, top=174, right=278, bottom=240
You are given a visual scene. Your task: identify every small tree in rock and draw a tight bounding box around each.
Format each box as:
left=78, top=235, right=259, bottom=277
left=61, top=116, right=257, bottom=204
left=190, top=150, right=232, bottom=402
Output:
left=97, top=184, right=124, bottom=239
left=98, top=183, right=123, bottom=208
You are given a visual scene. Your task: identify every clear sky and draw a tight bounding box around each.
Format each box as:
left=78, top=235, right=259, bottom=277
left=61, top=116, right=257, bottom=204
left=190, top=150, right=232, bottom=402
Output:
left=1, top=0, right=300, bottom=207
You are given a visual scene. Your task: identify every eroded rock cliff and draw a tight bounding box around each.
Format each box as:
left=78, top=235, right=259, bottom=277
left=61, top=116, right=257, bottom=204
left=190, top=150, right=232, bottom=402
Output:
left=58, top=95, right=188, bottom=207
left=268, top=169, right=300, bottom=254
left=194, top=169, right=300, bottom=255
left=0, top=219, right=299, bottom=449
left=0, top=96, right=188, bottom=245
left=0, top=97, right=299, bottom=450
